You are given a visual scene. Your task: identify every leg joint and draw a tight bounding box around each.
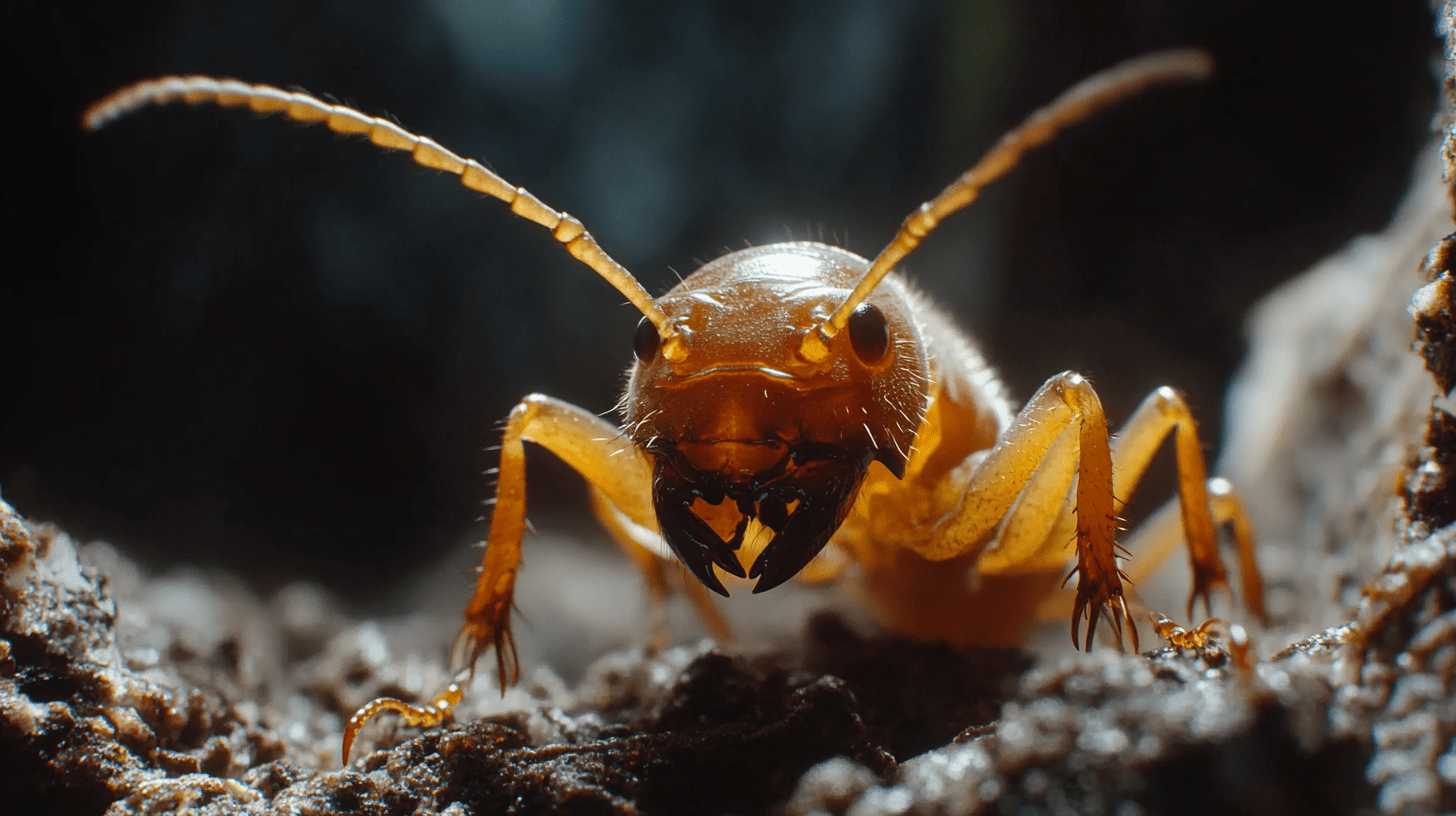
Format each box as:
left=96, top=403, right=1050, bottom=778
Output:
left=507, top=393, right=554, bottom=428
left=1051, top=371, right=1101, bottom=415
left=1151, top=386, right=1189, bottom=415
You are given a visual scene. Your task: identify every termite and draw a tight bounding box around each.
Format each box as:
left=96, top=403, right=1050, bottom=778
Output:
left=1150, top=614, right=1257, bottom=670
left=84, top=49, right=1267, bottom=763
left=1151, top=614, right=1223, bottom=653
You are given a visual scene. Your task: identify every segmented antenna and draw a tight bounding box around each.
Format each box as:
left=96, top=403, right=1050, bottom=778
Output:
left=83, top=76, right=688, bottom=362
left=800, top=49, right=1215, bottom=363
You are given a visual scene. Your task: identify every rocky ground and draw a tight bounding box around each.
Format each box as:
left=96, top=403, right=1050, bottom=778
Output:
left=8, top=9, right=1456, bottom=816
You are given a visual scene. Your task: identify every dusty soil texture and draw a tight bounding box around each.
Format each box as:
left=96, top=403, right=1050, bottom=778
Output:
left=8, top=10, right=1456, bottom=816
left=0, top=510, right=1033, bottom=815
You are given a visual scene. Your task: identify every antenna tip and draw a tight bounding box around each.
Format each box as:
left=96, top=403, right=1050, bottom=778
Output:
left=1126, top=47, right=1216, bottom=84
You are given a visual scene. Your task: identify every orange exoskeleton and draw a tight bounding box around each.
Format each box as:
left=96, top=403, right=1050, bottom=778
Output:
left=1150, top=615, right=1258, bottom=671
left=83, top=49, right=1266, bottom=764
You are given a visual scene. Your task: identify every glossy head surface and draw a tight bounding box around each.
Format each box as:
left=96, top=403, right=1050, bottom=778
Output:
left=622, top=242, right=929, bottom=594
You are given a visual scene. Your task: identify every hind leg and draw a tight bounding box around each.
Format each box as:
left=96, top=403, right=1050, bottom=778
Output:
left=1105, top=388, right=1265, bottom=622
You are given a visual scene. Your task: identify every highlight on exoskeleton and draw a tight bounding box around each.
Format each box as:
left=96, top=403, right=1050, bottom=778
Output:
left=83, top=49, right=1266, bottom=763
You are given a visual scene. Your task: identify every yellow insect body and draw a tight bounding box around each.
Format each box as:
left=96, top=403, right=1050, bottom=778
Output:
left=83, top=50, right=1266, bottom=764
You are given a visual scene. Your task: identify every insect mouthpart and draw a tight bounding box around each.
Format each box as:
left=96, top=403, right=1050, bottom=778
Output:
left=649, top=440, right=874, bottom=596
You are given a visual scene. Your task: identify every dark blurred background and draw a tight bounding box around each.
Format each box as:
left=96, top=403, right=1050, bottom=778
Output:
left=0, top=1, right=1439, bottom=610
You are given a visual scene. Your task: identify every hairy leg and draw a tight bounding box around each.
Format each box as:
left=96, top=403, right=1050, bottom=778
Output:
left=343, top=394, right=652, bottom=761
left=914, top=372, right=1131, bottom=649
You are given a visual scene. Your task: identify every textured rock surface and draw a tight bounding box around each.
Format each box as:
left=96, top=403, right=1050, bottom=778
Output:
left=0, top=515, right=1032, bottom=815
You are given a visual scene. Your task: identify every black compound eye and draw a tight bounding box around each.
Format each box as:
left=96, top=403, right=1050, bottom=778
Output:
left=634, top=316, right=661, bottom=363
left=847, top=303, right=889, bottom=364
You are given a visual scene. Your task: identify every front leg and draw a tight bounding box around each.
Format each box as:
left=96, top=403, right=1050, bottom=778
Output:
left=342, top=393, right=652, bottom=761
left=925, top=372, right=1133, bottom=650
left=465, top=393, right=660, bottom=680
left=1032, top=393, right=1266, bottom=633
left=934, top=377, right=1259, bottom=653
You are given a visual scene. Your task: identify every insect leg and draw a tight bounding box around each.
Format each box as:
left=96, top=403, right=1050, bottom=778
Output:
left=925, top=372, right=1131, bottom=650
left=1106, top=481, right=1266, bottom=624
left=458, top=394, right=654, bottom=684
left=342, top=394, right=652, bottom=762
left=1103, top=388, right=1266, bottom=623
left=974, top=424, right=1080, bottom=576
